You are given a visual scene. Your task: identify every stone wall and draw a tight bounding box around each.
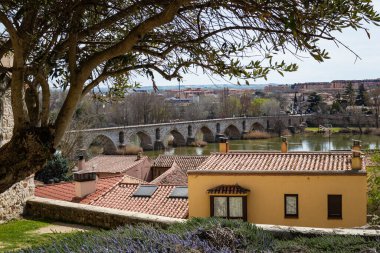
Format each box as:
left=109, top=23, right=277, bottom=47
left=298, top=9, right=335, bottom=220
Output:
left=0, top=64, right=34, bottom=224
left=0, top=176, right=35, bottom=224
left=0, top=57, right=13, bottom=147
left=25, top=197, right=185, bottom=229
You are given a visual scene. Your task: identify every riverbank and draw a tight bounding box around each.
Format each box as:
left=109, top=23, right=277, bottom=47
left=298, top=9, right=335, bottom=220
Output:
left=305, top=127, right=380, bottom=135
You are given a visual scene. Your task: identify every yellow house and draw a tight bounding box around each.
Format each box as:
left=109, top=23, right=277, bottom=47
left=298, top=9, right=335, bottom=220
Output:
left=188, top=140, right=367, bottom=228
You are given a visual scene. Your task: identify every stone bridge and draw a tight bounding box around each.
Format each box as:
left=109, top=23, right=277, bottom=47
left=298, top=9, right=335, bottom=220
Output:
left=67, top=115, right=310, bottom=154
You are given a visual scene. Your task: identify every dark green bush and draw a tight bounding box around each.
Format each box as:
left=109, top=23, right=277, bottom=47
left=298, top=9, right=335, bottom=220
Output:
left=35, top=153, right=71, bottom=184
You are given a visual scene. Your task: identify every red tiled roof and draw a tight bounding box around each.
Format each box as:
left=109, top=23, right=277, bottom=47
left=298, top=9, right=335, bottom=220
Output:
left=35, top=175, right=124, bottom=204
left=150, top=162, right=188, bottom=185
left=90, top=183, right=188, bottom=219
left=191, top=152, right=366, bottom=173
left=121, top=174, right=148, bottom=184
left=80, top=155, right=151, bottom=174
left=208, top=185, right=250, bottom=195
left=152, top=155, right=207, bottom=171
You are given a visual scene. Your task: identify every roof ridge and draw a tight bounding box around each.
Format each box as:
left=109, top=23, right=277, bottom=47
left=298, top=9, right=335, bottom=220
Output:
left=35, top=181, right=74, bottom=188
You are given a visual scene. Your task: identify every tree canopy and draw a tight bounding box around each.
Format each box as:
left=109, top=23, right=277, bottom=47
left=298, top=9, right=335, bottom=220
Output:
left=0, top=0, right=379, bottom=192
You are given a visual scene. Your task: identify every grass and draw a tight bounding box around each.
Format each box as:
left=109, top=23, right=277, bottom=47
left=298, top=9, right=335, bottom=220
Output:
left=305, top=127, right=347, bottom=133
left=0, top=219, right=74, bottom=252
left=7, top=218, right=380, bottom=253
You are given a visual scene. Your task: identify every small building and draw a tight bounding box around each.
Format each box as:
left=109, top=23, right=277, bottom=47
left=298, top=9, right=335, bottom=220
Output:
left=150, top=155, right=207, bottom=181
left=35, top=172, right=188, bottom=219
left=187, top=140, right=367, bottom=228
left=79, top=155, right=152, bottom=181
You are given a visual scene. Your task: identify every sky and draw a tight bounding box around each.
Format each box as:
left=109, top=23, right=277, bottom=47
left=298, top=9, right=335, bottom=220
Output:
left=136, top=2, right=380, bottom=87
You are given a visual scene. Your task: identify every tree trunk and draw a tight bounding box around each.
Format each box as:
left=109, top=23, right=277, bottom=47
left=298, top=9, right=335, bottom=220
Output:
left=0, top=126, right=55, bottom=193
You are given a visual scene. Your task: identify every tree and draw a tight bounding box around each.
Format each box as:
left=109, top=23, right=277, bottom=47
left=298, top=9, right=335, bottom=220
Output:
left=261, top=99, right=281, bottom=116
left=356, top=83, right=368, bottom=106
left=369, top=87, right=380, bottom=128
left=0, top=1, right=379, bottom=193
left=306, top=92, right=322, bottom=113
left=34, top=153, right=71, bottom=184
left=344, top=82, right=356, bottom=106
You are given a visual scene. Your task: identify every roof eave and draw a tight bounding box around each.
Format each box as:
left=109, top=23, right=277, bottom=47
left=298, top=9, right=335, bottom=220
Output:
left=187, top=170, right=367, bottom=175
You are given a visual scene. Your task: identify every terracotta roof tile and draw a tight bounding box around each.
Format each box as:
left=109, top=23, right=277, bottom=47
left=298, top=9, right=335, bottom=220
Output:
left=121, top=174, right=148, bottom=184
left=80, top=155, right=151, bottom=174
left=152, top=155, right=207, bottom=171
left=150, top=162, right=188, bottom=185
left=192, top=152, right=365, bottom=173
left=208, top=184, right=250, bottom=195
left=35, top=175, right=124, bottom=204
left=90, top=184, right=188, bottom=219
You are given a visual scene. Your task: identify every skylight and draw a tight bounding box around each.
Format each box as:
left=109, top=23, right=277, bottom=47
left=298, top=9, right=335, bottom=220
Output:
left=169, top=186, right=188, bottom=198
left=133, top=185, right=158, bottom=197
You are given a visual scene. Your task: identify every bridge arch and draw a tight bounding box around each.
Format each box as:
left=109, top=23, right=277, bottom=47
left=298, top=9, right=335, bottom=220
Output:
left=273, top=120, right=286, bottom=136
left=251, top=122, right=265, bottom=131
left=88, top=134, right=118, bottom=155
left=163, top=128, right=187, bottom=147
left=224, top=124, right=241, bottom=140
left=128, top=131, right=153, bottom=150
left=195, top=126, right=215, bottom=143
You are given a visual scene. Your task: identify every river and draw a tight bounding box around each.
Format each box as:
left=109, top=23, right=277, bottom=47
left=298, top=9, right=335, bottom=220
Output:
left=144, top=133, right=380, bottom=157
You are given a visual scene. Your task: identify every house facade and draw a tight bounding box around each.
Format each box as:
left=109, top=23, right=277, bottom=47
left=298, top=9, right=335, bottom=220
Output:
left=188, top=141, right=367, bottom=228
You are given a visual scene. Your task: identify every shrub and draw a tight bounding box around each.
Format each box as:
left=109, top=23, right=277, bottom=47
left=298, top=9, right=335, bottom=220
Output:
left=117, top=145, right=143, bottom=155
left=34, top=153, right=71, bottom=184
left=13, top=218, right=380, bottom=253
left=190, top=140, right=208, bottom=147
left=338, top=128, right=352, bottom=134
left=368, top=154, right=380, bottom=215
left=369, top=128, right=380, bottom=136
left=17, top=222, right=258, bottom=253
left=242, top=131, right=272, bottom=139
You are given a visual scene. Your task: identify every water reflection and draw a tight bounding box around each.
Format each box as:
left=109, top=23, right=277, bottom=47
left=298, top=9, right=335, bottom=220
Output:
left=144, top=134, right=380, bottom=157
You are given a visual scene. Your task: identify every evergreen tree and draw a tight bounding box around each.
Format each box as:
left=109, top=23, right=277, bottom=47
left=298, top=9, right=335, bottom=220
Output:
left=307, top=92, right=322, bottom=113
left=344, top=82, right=356, bottom=106
left=356, top=83, right=368, bottom=106
left=35, top=153, right=71, bottom=184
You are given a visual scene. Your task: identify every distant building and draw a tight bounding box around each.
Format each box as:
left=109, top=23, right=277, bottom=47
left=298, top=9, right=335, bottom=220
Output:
left=264, top=84, right=292, bottom=93
left=293, top=78, right=380, bottom=94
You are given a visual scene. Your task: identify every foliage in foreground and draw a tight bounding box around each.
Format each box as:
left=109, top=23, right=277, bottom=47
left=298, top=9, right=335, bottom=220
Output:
left=368, top=154, right=380, bottom=216
left=12, top=218, right=380, bottom=253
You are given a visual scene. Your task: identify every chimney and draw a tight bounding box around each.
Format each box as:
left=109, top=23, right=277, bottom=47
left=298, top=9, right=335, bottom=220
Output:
left=281, top=136, right=288, bottom=153
left=219, top=137, right=229, bottom=153
left=77, top=155, right=85, bottom=171
left=352, top=140, right=362, bottom=170
left=74, top=172, right=97, bottom=198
